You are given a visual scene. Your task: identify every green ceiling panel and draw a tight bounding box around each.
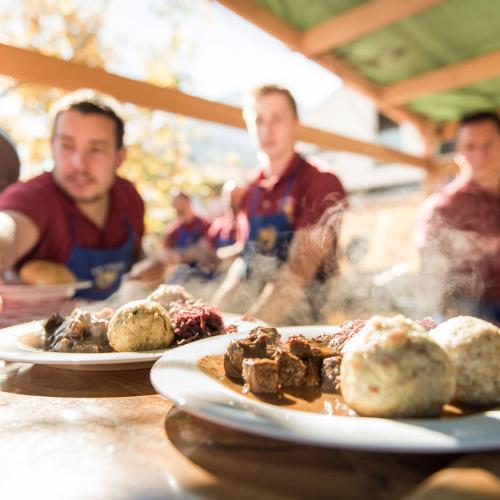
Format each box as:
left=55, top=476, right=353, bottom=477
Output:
left=257, top=0, right=367, bottom=31
left=255, top=0, right=500, bottom=122
left=333, top=0, right=500, bottom=85
left=408, top=77, right=500, bottom=123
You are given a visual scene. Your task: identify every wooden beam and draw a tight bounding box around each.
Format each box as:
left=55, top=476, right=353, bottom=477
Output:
left=300, top=0, right=443, bottom=57
left=0, top=44, right=245, bottom=129
left=315, top=54, right=427, bottom=127
left=216, top=0, right=430, bottom=130
left=299, top=125, right=432, bottom=169
left=0, top=43, right=433, bottom=169
left=383, top=50, right=500, bottom=105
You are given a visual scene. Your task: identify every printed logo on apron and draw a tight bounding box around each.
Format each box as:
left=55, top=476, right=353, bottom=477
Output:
left=256, top=225, right=277, bottom=254
left=91, top=261, right=127, bottom=289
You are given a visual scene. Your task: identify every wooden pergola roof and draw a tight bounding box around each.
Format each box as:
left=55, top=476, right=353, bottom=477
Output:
left=3, top=0, right=497, bottom=173
left=219, top=0, right=500, bottom=142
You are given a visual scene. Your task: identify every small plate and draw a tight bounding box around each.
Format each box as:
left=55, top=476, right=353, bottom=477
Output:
left=150, top=325, right=500, bottom=453
left=0, top=281, right=93, bottom=305
left=0, top=313, right=263, bottom=371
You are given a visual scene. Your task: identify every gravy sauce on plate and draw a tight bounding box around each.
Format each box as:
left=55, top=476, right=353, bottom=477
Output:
left=199, top=354, right=483, bottom=418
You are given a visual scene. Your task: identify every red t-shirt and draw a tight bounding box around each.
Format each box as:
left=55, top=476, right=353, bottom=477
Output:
left=237, top=153, right=347, bottom=243
left=416, top=175, right=500, bottom=301
left=164, top=215, right=210, bottom=249
left=0, top=172, right=144, bottom=268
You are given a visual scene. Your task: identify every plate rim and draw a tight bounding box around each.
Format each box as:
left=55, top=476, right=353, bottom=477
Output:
left=0, top=314, right=263, bottom=368
left=150, top=325, right=500, bottom=453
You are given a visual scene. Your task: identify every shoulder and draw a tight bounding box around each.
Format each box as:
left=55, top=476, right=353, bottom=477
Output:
left=194, top=215, right=210, bottom=231
left=114, top=176, right=144, bottom=206
left=419, top=177, right=465, bottom=220
left=0, top=172, right=61, bottom=214
left=299, top=157, right=347, bottom=199
left=0, top=171, right=54, bottom=198
left=165, top=220, right=181, bottom=236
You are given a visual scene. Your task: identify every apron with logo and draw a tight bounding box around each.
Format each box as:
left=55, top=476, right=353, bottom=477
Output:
left=66, top=217, right=136, bottom=300
left=243, top=166, right=300, bottom=275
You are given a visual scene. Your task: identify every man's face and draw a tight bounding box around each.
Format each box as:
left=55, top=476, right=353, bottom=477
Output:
left=456, top=120, right=500, bottom=178
left=172, top=195, right=192, bottom=221
left=246, top=93, right=299, bottom=161
left=51, top=110, right=125, bottom=204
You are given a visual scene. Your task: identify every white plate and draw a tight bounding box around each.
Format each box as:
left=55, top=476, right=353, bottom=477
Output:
left=0, top=281, right=93, bottom=304
left=150, top=325, right=500, bottom=453
left=0, top=314, right=262, bottom=371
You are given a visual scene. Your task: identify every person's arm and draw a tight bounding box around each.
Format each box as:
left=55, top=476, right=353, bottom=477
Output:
left=246, top=223, right=336, bottom=324
left=0, top=210, right=40, bottom=276
left=211, top=256, right=246, bottom=310
left=247, top=173, right=346, bottom=324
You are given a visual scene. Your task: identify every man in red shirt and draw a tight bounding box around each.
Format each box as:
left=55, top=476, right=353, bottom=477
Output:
left=164, top=192, right=211, bottom=264
left=213, top=85, right=347, bottom=324
left=206, top=180, right=246, bottom=250
left=416, top=112, right=500, bottom=323
left=0, top=90, right=159, bottom=300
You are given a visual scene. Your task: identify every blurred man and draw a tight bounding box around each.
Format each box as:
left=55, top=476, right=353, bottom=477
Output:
left=0, top=129, right=20, bottom=192
left=213, top=84, right=347, bottom=324
left=0, top=89, right=159, bottom=299
left=164, top=191, right=211, bottom=266
left=206, top=179, right=246, bottom=250
left=416, top=111, right=500, bottom=323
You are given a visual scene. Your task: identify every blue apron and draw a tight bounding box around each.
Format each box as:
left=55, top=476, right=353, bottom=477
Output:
left=167, top=223, right=214, bottom=283
left=215, top=230, right=236, bottom=249
left=66, top=217, right=136, bottom=300
left=243, top=168, right=299, bottom=274
left=177, top=224, right=205, bottom=267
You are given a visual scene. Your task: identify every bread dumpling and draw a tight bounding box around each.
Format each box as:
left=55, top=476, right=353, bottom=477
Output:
left=20, top=260, right=76, bottom=285
left=147, top=284, right=192, bottom=309
left=341, top=315, right=455, bottom=417
left=107, top=300, right=174, bottom=352
left=430, top=316, right=500, bottom=405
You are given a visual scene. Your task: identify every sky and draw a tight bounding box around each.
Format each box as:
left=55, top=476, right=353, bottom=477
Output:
left=102, top=0, right=342, bottom=112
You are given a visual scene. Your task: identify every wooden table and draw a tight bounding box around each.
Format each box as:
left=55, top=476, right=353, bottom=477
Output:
left=1, top=361, right=499, bottom=500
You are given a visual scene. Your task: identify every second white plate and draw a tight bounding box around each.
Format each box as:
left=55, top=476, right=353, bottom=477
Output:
left=150, top=325, right=500, bottom=453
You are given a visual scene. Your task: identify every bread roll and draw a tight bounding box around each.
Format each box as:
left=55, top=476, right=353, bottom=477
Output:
left=341, top=315, right=456, bottom=417
left=20, top=260, right=77, bottom=285
left=107, top=299, right=174, bottom=352
left=430, top=316, right=500, bottom=405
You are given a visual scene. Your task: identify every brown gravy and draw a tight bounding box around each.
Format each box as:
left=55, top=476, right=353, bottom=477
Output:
left=198, top=355, right=482, bottom=419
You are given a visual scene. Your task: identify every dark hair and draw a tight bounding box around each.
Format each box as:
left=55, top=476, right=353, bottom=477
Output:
left=458, top=111, right=500, bottom=133
left=245, top=84, right=298, bottom=118
left=51, top=90, right=125, bottom=149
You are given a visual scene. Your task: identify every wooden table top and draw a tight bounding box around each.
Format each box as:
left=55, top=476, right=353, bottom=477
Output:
left=1, top=360, right=499, bottom=500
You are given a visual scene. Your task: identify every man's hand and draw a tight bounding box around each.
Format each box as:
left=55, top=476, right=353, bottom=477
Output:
left=246, top=225, right=336, bottom=324
left=129, top=258, right=166, bottom=284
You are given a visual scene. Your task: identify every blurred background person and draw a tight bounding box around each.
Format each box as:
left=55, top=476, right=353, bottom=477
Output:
left=416, top=111, right=500, bottom=324
left=0, top=129, right=20, bottom=193
left=163, top=190, right=215, bottom=282
left=207, top=179, right=246, bottom=251
left=0, top=89, right=162, bottom=299
left=212, top=84, right=347, bottom=324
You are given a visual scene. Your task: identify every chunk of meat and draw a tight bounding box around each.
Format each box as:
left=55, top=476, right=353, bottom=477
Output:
left=44, top=309, right=111, bottom=353
left=303, top=358, right=321, bottom=388
left=274, top=349, right=306, bottom=388
left=224, top=334, right=268, bottom=379
left=287, top=335, right=313, bottom=359
left=321, top=355, right=342, bottom=393
left=250, top=326, right=281, bottom=345
left=242, top=358, right=279, bottom=394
